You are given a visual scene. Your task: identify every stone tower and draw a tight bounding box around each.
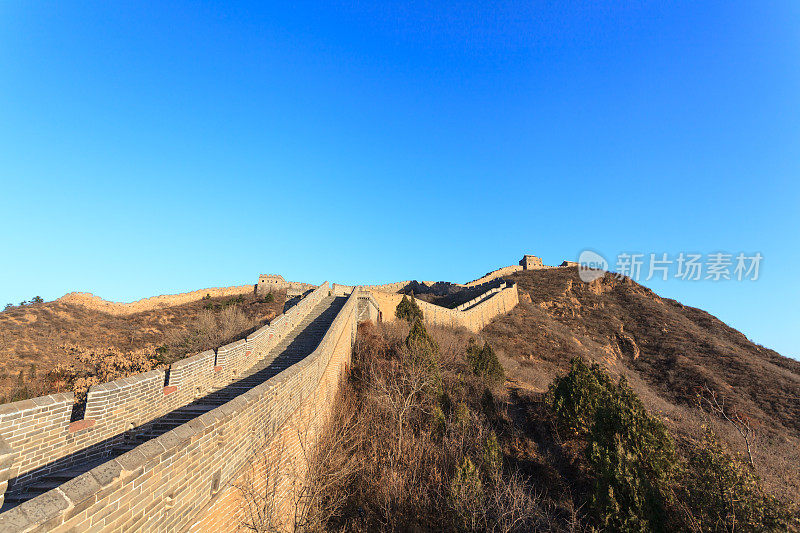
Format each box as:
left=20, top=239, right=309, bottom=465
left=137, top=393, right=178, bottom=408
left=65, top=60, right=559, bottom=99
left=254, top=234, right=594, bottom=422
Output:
left=257, top=274, right=286, bottom=295
left=519, top=255, right=544, bottom=270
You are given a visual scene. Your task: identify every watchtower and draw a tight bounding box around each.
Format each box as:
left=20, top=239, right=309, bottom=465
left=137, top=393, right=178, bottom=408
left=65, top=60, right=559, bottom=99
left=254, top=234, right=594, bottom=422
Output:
left=519, top=255, right=543, bottom=270
left=257, top=274, right=286, bottom=295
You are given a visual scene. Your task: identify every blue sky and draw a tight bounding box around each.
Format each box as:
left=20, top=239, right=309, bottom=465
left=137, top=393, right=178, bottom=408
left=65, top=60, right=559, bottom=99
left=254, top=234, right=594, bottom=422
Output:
left=1, top=2, right=798, bottom=359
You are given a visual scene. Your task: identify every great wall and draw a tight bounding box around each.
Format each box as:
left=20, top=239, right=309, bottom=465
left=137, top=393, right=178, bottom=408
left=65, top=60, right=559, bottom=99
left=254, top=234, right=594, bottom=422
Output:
left=0, top=255, right=565, bottom=532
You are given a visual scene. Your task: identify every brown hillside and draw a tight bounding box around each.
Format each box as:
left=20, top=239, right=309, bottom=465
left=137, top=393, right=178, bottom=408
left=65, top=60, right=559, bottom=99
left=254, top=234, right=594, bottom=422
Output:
left=56, top=284, right=255, bottom=315
left=0, top=290, right=286, bottom=402
left=481, top=267, right=800, bottom=502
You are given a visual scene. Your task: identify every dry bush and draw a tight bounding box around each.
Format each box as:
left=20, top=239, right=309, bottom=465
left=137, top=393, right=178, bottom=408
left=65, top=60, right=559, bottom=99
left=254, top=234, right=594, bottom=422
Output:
left=0, top=292, right=285, bottom=402
left=47, top=344, right=167, bottom=406
left=39, top=304, right=258, bottom=405
left=298, top=320, right=587, bottom=532
left=233, top=384, right=367, bottom=533
left=1, top=303, right=269, bottom=409
left=0, top=365, right=53, bottom=404
left=234, top=436, right=292, bottom=533
left=299, top=385, right=368, bottom=531
left=164, top=304, right=262, bottom=361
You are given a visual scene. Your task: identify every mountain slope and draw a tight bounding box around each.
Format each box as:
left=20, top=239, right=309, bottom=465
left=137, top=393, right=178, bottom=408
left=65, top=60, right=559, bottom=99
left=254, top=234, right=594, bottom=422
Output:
left=481, top=267, right=800, bottom=502
left=0, top=290, right=285, bottom=402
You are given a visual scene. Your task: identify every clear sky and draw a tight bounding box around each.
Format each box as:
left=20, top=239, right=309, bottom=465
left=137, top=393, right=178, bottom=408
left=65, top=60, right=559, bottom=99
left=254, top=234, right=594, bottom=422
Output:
left=1, top=2, right=798, bottom=359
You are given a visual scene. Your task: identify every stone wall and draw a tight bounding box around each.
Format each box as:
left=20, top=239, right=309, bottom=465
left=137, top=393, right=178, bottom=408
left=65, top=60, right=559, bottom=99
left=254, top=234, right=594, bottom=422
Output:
left=462, top=265, right=523, bottom=287
left=0, top=285, right=361, bottom=532
left=257, top=275, right=316, bottom=298
left=0, top=272, right=520, bottom=532
left=369, top=281, right=519, bottom=333
left=189, top=298, right=358, bottom=532
left=0, top=436, right=13, bottom=509
left=519, top=255, right=544, bottom=270
left=0, top=283, right=331, bottom=499
left=361, top=281, right=414, bottom=293
left=57, top=285, right=257, bottom=316
left=464, top=255, right=569, bottom=287
left=454, top=281, right=509, bottom=311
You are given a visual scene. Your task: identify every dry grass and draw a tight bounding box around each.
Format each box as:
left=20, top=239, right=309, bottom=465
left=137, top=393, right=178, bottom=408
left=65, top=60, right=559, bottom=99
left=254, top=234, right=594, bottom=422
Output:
left=244, top=321, right=592, bottom=533
left=0, top=291, right=286, bottom=404
left=233, top=271, right=800, bottom=530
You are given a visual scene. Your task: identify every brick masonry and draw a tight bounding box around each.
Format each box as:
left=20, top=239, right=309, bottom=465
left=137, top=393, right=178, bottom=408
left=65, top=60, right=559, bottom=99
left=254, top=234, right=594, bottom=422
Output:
left=369, top=282, right=520, bottom=333
left=0, top=267, right=520, bottom=532
left=0, top=283, right=331, bottom=499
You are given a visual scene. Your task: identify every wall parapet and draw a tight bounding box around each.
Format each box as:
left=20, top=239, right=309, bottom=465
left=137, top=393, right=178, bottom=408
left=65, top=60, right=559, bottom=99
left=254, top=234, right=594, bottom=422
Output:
left=368, top=281, right=519, bottom=333
left=455, top=281, right=508, bottom=311
left=0, top=286, right=361, bottom=533
left=0, top=283, right=331, bottom=498
left=463, top=265, right=523, bottom=287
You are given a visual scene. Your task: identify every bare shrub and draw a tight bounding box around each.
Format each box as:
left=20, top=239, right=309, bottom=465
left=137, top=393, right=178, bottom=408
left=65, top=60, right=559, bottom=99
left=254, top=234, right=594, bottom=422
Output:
left=0, top=368, right=53, bottom=404
left=296, top=320, right=585, bottom=532
left=697, top=384, right=757, bottom=468
left=675, top=426, right=794, bottom=532
left=235, top=442, right=290, bottom=533
left=298, top=386, right=367, bottom=530
left=233, top=383, right=366, bottom=533
left=165, top=304, right=261, bottom=360
left=484, top=470, right=564, bottom=533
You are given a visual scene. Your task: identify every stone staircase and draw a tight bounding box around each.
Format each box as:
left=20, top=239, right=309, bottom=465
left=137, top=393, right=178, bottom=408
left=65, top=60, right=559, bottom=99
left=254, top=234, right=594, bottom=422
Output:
left=1, top=295, right=348, bottom=511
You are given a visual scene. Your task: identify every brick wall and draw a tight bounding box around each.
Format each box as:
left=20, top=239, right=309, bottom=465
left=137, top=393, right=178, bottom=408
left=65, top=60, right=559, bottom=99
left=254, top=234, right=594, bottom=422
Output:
left=0, top=283, right=331, bottom=498
left=0, top=286, right=360, bottom=532
left=0, top=275, right=519, bottom=531
left=189, top=300, right=356, bottom=532
left=256, top=275, right=316, bottom=297
left=463, top=265, right=523, bottom=287
left=0, top=436, right=11, bottom=509
left=57, top=284, right=257, bottom=316
left=369, top=281, right=519, bottom=333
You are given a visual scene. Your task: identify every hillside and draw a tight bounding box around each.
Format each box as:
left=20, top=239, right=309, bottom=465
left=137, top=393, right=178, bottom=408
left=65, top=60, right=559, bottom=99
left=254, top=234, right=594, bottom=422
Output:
left=0, top=289, right=286, bottom=402
left=481, top=267, right=800, bottom=503
left=296, top=271, right=799, bottom=531
left=55, top=284, right=255, bottom=315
